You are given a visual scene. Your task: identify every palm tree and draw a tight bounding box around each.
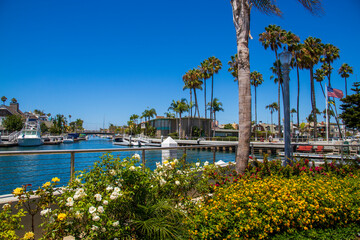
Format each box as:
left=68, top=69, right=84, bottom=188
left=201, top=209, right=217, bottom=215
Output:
left=301, top=36, right=323, bottom=139
left=148, top=108, right=157, bottom=120
left=314, top=68, right=326, bottom=96
left=207, top=98, right=224, bottom=132
left=228, top=54, right=238, bottom=83
left=1, top=96, right=7, bottom=105
left=292, top=42, right=305, bottom=127
left=338, top=63, right=353, bottom=97
left=230, top=0, right=322, bottom=173
left=11, top=98, right=17, bottom=103
left=168, top=99, right=189, bottom=138
left=130, top=114, right=139, bottom=124
left=265, top=102, right=278, bottom=135
left=182, top=69, right=202, bottom=119
left=206, top=57, right=222, bottom=122
left=270, top=60, right=282, bottom=137
left=321, top=43, right=340, bottom=86
left=199, top=60, right=211, bottom=118
left=250, top=71, right=264, bottom=125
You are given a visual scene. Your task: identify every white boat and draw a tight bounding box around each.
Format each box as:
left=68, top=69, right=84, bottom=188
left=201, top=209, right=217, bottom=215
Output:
left=17, top=118, right=43, bottom=147
left=62, top=135, right=74, bottom=144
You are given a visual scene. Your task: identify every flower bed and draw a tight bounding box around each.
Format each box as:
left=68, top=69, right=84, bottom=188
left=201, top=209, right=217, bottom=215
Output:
left=1, top=154, right=359, bottom=240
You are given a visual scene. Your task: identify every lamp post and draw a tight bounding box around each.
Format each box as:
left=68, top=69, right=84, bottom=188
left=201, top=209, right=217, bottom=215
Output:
left=279, top=50, right=292, bottom=165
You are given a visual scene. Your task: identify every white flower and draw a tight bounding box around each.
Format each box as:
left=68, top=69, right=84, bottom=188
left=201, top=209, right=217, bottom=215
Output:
left=101, top=227, right=106, bottom=233
left=74, top=188, right=86, bottom=200
left=75, top=178, right=81, bottom=183
left=112, top=221, right=119, bottom=227
left=89, top=206, right=96, bottom=214
left=132, top=153, right=141, bottom=160
left=92, top=215, right=100, bottom=221
left=75, top=211, right=82, bottom=219
left=196, top=162, right=200, bottom=167
left=129, top=166, right=136, bottom=171
left=123, top=159, right=127, bottom=163
left=204, top=161, right=209, bottom=166
left=175, top=180, right=180, bottom=186
left=106, top=186, right=113, bottom=191
left=103, top=200, right=109, bottom=205
left=40, top=208, right=51, bottom=216
left=66, top=197, right=74, bottom=207
left=97, top=206, right=104, bottom=213
left=109, top=169, right=116, bottom=176
left=94, top=194, right=102, bottom=202
left=91, top=225, right=99, bottom=231
left=114, top=238, right=119, bottom=240
left=159, top=178, right=166, bottom=186
left=114, top=187, right=121, bottom=193
left=176, top=170, right=181, bottom=174
left=173, top=159, right=178, bottom=164
left=2, top=203, right=10, bottom=210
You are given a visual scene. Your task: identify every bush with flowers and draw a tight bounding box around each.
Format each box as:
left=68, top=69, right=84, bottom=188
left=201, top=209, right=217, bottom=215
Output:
left=37, top=153, right=215, bottom=239
left=188, top=157, right=360, bottom=239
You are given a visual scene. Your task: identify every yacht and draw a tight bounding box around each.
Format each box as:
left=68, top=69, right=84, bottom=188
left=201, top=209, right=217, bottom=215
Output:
left=17, top=118, right=43, bottom=147
left=62, top=135, right=74, bottom=144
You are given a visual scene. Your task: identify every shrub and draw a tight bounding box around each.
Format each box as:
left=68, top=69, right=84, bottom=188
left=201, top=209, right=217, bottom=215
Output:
left=39, top=154, right=213, bottom=239
left=189, top=173, right=360, bottom=239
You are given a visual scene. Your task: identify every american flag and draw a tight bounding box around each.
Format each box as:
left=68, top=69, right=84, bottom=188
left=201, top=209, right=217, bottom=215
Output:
left=327, top=86, right=343, bottom=98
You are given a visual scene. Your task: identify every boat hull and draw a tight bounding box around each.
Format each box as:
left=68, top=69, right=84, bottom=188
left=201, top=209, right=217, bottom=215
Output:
left=18, top=138, right=43, bottom=147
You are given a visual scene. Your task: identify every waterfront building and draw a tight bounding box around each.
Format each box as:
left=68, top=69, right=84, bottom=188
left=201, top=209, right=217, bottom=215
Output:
left=147, top=116, right=212, bottom=138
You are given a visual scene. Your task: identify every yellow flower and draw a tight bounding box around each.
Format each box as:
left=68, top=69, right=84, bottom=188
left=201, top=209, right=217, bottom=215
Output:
left=23, top=231, right=34, bottom=239
left=58, top=213, right=67, bottom=221
left=42, top=182, right=51, bottom=188
left=52, top=177, right=60, bottom=183
left=13, top=187, right=23, bottom=195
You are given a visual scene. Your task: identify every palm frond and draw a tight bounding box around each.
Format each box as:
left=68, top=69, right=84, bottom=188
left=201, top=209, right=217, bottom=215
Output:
left=296, top=0, right=323, bottom=15
left=250, top=0, right=282, bottom=16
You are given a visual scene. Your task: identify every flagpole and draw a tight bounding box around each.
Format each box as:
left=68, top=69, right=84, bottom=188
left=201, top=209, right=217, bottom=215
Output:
left=325, top=84, right=329, bottom=142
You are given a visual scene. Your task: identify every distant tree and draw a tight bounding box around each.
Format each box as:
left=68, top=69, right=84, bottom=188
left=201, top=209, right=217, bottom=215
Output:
left=207, top=98, right=224, bottom=125
left=340, top=82, right=360, bottom=130
left=40, top=122, right=49, bottom=134
left=164, top=112, right=175, bottom=118
left=228, top=54, right=238, bottom=83
left=250, top=71, right=264, bottom=125
left=1, top=96, right=7, bottom=105
left=338, top=63, right=353, bottom=97
left=3, top=115, right=24, bottom=132
left=34, top=109, right=45, bottom=116
left=69, top=115, right=72, bottom=124
left=223, top=123, right=235, bottom=130
left=11, top=98, right=17, bottom=103
left=265, top=102, right=278, bottom=133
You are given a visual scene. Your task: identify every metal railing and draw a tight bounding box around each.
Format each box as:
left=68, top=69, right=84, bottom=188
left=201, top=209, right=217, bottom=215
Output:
left=0, top=144, right=237, bottom=196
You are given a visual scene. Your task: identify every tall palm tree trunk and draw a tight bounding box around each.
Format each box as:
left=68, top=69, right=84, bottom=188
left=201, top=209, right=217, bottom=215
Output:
left=189, top=89, right=193, bottom=137
left=193, top=88, right=201, bottom=127
left=255, top=86, right=257, bottom=124
left=231, top=0, right=251, bottom=174
left=278, top=81, right=281, bottom=137
left=204, top=80, right=207, bottom=118
left=179, top=113, right=182, bottom=139
left=310, top=67, right=317, bottom=138
left=345, top=78, right=348, bottom=97
left=211, top=75, right=214, bottom=121
left=296, top=65, right=300, bottom=127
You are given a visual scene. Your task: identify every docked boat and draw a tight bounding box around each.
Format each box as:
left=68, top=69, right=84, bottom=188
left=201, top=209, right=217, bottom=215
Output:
left=62, top=135, right=74, bottom=144
left=17, top=118, right=43, bottom=147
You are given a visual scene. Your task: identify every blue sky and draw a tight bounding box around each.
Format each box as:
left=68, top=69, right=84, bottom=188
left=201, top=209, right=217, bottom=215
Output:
left=1, top=0, right=359, bottom=130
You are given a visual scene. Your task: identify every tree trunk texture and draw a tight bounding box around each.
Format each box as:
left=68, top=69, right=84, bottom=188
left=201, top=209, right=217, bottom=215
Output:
left=231, top=0, right=251, bottom=174
left=204, top=79, right=207, bottom=119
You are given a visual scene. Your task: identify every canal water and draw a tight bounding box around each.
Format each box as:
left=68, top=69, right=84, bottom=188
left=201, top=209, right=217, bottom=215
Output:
left=0, top=137, right=236, bottom=195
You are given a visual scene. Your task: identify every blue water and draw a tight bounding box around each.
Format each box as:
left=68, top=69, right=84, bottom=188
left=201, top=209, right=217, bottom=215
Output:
left=0, top=137, right=235, bottom=195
